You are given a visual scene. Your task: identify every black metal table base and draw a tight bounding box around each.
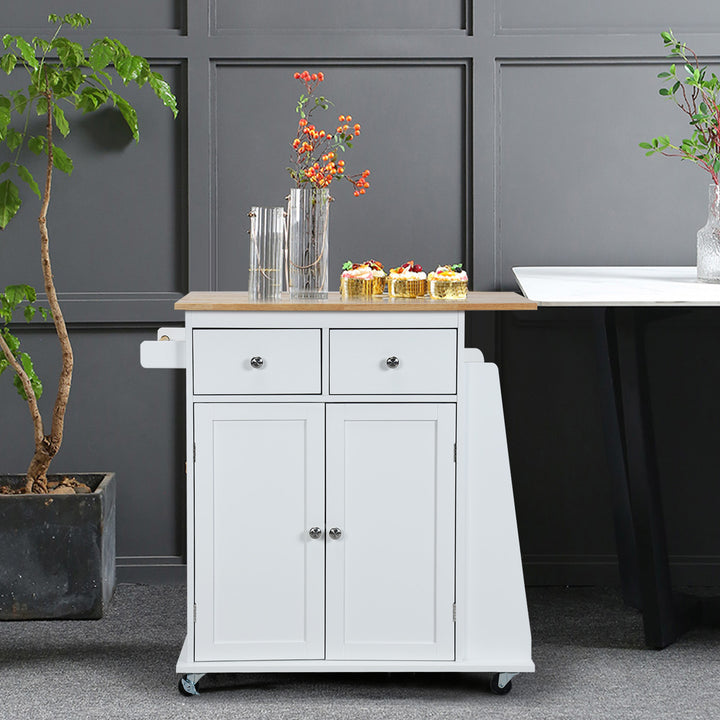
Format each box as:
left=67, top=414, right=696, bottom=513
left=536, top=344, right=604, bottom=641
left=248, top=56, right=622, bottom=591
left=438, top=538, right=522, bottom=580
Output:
left=593, top=307, right=718, bottom=649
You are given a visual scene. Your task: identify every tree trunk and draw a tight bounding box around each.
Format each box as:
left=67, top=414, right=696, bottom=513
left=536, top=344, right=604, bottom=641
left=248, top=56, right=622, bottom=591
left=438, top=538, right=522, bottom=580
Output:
left=24, top=86, right=74, bottom=494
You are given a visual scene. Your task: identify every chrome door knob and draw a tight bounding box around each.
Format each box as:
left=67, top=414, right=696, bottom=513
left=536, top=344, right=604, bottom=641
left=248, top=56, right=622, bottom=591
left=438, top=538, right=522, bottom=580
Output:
left=308, top=527, right=322, bottom=539
left=250, top=356, right=264, bottom=369
left=328, top=527, right=343, bottom=540
left=386, top=356, right=400, bottom=368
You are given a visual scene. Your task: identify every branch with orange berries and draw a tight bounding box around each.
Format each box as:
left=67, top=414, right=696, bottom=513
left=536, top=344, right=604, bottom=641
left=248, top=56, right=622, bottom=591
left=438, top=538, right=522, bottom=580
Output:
left=288, top=71, right=370, bottom=197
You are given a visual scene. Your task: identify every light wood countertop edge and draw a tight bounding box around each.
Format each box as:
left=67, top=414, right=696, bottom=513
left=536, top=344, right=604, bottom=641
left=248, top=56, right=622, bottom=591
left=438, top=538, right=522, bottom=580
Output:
left=174, top=291, right=537, bottom=312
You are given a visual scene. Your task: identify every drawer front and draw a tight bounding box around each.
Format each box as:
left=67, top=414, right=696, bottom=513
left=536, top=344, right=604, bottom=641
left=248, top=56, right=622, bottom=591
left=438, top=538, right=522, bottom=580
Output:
left=329, top=329, right=457, bottom=395
left=193, top=329, right=321, bottom=395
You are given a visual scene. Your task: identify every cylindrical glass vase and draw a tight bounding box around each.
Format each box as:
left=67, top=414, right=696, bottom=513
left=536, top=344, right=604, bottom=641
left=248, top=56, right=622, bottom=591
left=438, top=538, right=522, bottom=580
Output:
left=248, top=206, right=284, bottom=301
left=697, top=183, right=720, bottom=283
left=286, top=186, right=330, bottom=299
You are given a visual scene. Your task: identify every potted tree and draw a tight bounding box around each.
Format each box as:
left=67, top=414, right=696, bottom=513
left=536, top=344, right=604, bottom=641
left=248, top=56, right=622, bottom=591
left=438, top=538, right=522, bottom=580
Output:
left=0, top=13, right=177, bottom=618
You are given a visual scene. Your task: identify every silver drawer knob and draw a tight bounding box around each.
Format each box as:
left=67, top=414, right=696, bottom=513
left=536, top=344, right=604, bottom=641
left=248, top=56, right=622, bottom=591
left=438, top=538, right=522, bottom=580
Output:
left=250, top=356, right=264, bottom=369
left=386, top=356, right=400, bottom=368
left=308, top=527, right=322, bottom=539
left=328, top=527, right=343, bottom=540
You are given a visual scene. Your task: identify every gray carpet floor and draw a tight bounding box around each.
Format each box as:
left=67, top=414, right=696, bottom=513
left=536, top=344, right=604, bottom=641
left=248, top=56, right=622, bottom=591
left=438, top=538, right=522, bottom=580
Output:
left=1, top=585, right=718, bottom=719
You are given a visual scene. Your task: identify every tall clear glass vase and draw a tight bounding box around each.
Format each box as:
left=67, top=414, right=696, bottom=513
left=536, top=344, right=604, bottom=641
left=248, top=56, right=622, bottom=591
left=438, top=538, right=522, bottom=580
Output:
left=248, top=206, right=284, bottom=301
left=286, top=186, right=330, bottom=299
left=697, top=183, right=720, bottom=283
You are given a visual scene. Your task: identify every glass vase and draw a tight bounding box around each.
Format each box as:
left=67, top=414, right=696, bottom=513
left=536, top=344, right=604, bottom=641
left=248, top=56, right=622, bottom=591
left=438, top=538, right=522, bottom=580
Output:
left=286, top=186, right=330, bottom=299
left=697, top=183, right=720, bottom=283
left=248, top=206, right=284, bottom=301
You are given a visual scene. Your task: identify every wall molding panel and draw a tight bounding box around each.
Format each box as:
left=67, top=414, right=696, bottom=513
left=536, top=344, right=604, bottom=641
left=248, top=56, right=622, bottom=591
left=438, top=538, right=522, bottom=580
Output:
left=1, top=1, right=718, bottom=585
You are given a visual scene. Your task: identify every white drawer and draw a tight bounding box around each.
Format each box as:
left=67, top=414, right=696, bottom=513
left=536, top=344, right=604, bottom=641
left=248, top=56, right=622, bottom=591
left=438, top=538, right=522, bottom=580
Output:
left=193, top=329, right=321, bottom=395
left=329, top=329, right=457, bottom=395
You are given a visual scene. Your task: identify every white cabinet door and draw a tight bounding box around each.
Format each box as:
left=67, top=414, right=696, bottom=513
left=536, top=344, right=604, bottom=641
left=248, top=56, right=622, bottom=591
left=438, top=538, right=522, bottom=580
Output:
left=325, top=403, right=456, bottom=661
left=194, top=403, right=325, bottom=661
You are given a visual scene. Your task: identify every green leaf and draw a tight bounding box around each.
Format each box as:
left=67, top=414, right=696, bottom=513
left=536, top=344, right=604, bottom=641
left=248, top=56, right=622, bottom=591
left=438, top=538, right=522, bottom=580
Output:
left=36, top=96, right=48, bottom=116
left=110, top=92, right=138, bottom=140
left=88, top=39, right=114, bottom=71
left=657, top=71, right=670, bottom=78
left=6, top=128, right=23, bottom=152
left=51, top=145, right=73, bottom=175
left=116, top=55, right=147, bottom=84
left=52, top=103, right=70, bottom=137
left=13, top=352, right=43, bottom=400
left=0, top=161, right=9, bottom=174
left=1, top=36, right=38, bottom=69
left=53, top=38, right=84, bottom=69
left=149, top=72, right=178, bottom=118
left=27, top=135, right=45, bottom=155
left=39, top=307, right=48, bottom=320
left=659, top=88, right=670, bottom=96
left=0, top=179, right=21, bottom=229
left=11, top=91, right=28, bottom=114
left=23, top=305, right=36, bottom=322
left=0, top=53, right=16, bottom=74
left=75, top=86, right=108, bottom=113
left=4, top=284, right=35, bottom=306
left=17, top=165, right=40, bottom=199
left=639, top=142, right=653, bottom=149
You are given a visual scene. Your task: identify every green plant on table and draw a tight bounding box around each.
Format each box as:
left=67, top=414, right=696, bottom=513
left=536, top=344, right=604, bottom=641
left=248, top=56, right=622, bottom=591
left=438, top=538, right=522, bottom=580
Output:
left=0, top=12, right=177, bottom=494
left=640, top=30, right=720, bottom=185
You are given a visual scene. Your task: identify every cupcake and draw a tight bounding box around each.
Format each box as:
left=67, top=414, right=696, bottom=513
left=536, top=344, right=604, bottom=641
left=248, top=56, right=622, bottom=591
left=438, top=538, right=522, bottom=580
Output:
left=428, top=264, right=468, bottom=299
left=340, top=260, right=386, bottom=297
left=387, top=261, right=427, bottom=298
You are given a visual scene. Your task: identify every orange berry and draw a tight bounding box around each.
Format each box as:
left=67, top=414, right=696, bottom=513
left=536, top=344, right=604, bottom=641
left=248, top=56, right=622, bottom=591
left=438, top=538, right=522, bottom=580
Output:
left=346, top=116, right=352, bottom=122
left=299, top=119, right=307, bottom=126
left=338, top=160, right=345, bottom=166
left=294, top=72, right=301, bottom=79
left=354, top=130, right=360, bottom=136
left=338, top=115, right=345, bottom=122
left=354, top=191, right=360, bottom=196
left=318, top=72, right=324, bottom=81
left=311, top=73, right=318, bottom=81
left=360, top=189, right=366, bottom=194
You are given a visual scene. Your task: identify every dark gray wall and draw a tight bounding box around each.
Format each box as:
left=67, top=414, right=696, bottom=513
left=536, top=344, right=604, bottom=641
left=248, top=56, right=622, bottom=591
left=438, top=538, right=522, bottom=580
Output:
left=1, top=2, right=718, bottom=585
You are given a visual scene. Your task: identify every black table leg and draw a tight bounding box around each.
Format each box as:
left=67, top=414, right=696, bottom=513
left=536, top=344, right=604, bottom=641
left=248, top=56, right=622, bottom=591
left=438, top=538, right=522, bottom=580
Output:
left=595, top=307, right=703, bottom=648
left=591, top=308, right=641, bottom=610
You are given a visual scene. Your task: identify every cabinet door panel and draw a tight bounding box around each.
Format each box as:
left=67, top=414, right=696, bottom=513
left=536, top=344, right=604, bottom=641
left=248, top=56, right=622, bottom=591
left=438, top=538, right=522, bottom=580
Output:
left=325, top=403, right=456, bottom=660
left=194, top=403, right=324, bottom=661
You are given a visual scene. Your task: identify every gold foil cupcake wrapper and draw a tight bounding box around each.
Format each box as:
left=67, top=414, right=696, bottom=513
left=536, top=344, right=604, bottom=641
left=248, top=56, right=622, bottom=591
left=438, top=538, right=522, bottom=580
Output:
left=340, top=276, right=386, bottom=297
left=429, top=279, right=468, bottom=299
left=388, top=277, right=427, bottom=298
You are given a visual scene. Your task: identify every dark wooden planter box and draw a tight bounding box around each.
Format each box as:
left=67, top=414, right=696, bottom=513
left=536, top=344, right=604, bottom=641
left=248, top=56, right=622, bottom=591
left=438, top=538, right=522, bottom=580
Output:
left=0, top=472, right=116, bottom=620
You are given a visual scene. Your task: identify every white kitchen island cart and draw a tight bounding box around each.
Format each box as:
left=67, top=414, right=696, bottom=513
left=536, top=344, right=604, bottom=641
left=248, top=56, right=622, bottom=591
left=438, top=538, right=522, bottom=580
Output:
left=141, top=291, right=536, bottom=696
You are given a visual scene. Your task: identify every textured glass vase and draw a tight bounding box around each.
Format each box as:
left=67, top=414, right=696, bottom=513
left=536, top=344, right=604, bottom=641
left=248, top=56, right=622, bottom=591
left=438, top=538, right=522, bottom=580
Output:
left=248, top=206, right=284, bottom=301
left=697, top=183, right=720, bottom=283
left=286, top=186, right=330, bottom=299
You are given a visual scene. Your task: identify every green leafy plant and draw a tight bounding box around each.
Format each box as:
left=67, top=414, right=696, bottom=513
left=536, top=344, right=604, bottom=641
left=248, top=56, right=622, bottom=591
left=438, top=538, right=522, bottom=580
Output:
left=0, top=13, right=177, bottom=494
left=640, top=30, right=720, bottom=185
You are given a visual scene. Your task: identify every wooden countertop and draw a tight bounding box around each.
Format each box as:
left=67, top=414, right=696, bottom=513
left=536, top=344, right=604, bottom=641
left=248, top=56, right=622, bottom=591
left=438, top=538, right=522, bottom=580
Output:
left=174, top=291, right=537, bottom=312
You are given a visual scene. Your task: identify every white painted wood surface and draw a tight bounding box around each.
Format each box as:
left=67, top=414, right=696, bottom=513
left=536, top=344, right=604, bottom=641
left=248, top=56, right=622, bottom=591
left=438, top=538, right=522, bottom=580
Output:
left=164, top=306, right=533, bottom=678
left=325, top=404, right=456, bottom=661
left=329, top=329, right=457, bottom=395
left=513, top=266, right=720, bottom=306
left=193, top=403, right=325, bottom=661
left=193, top=329, right=321, bottom=394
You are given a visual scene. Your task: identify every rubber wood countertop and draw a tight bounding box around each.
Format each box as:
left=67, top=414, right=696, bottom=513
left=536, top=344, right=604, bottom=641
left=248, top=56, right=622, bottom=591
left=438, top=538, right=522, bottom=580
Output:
left=175, top=291, right=537, bottom=312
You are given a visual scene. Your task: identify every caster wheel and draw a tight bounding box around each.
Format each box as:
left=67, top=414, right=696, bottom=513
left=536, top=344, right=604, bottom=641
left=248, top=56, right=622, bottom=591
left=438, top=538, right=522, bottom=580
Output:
left=178, top=675, right=200, bottom=696
left=490, top=673, right=512, bottom=695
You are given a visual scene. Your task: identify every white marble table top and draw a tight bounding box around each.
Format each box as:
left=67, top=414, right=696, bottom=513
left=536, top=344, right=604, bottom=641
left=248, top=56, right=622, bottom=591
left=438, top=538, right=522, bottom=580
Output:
left=512, top=266, right=720, bottom=307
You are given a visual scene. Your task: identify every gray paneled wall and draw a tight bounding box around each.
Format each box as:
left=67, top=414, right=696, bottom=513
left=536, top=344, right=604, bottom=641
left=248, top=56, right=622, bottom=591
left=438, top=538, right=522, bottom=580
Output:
left=1, top=1, right=717, bottom=584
